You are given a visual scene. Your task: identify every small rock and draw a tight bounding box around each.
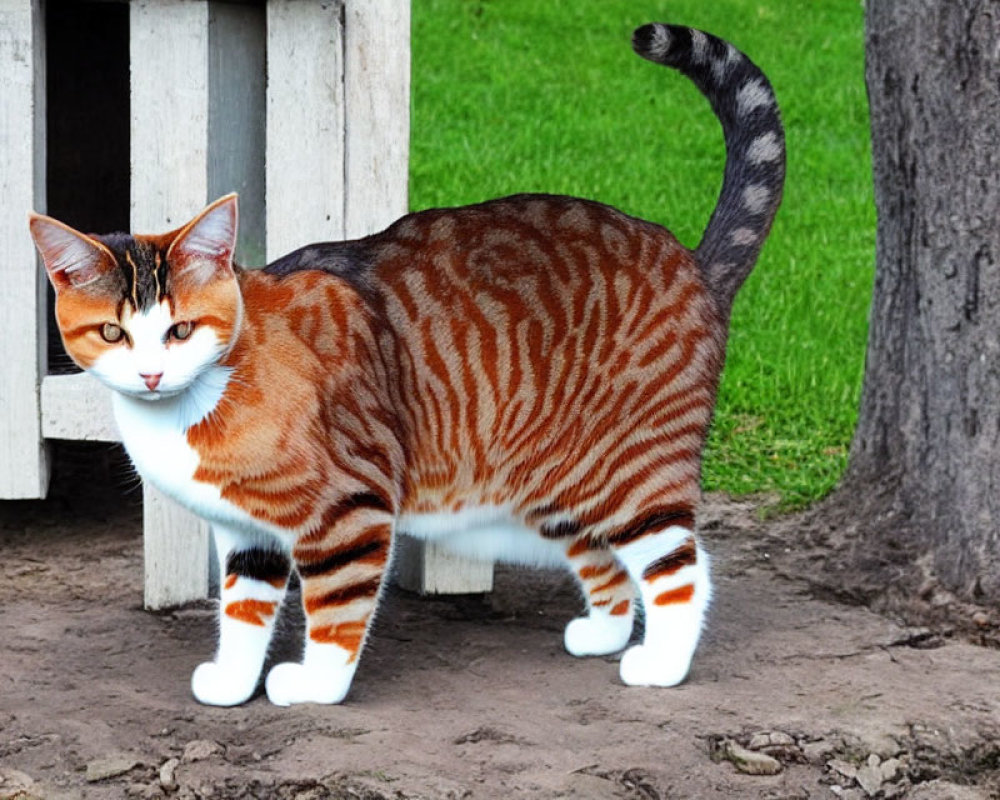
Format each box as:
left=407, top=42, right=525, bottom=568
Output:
left=748, top=730, right=795, bottom=750
left=972, top=611, right=989, bottom=627
left=181, top=740, right=222, bottom=763
left=882, top=779, right=911, bottom=799
left=802, top=739, right=836, bottom=764
left=856, top=762, right=884, bottom=796
left=0, top=767, right=35, bottom=797
left=159, top=757, right=179, bottom=791
left=724, top=741, right=783, bottom=775
left=880, top=757, right=903, bottom=783
left=85, top=755, right=141, bottom=782
left=827, top=759, right=858, bottom=781
left=126, top=783, right=162, bottom=799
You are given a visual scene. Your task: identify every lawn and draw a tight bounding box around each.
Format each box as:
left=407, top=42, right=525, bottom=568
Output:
left=409, top=0, right=875, bottom=509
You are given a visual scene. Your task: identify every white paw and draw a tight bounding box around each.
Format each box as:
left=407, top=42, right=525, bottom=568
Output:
left=191, top=662, right=259, bottom=706
left=264, top=661, right=356, bottom=706
left=564, top=612, right=633, bottom=657
left=619, top=643, right=691, bottom=687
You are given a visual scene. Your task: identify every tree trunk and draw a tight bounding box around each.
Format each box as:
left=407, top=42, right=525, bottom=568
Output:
left=846, top=0, right=1000, bottom=602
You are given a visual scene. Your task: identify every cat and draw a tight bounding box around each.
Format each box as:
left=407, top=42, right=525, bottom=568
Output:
left=29, top=23, right=784, bottom=706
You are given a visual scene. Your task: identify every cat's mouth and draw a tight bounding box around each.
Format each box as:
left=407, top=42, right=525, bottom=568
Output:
left=123, top=385, right=185, bottom=402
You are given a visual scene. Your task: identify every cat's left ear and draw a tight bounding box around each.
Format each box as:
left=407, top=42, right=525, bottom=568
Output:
left=167, top=194, right=239, bottom=286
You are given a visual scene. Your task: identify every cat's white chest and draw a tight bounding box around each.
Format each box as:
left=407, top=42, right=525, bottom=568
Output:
left=111, top=368, right=249, bottom=529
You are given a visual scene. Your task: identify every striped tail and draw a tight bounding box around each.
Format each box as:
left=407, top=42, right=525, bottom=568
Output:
left=632, top=23, right=786, bottom=317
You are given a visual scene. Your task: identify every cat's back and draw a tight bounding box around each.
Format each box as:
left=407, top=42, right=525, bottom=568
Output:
left=372, top=193, right=696, bottom=291
left=365, top=194, right=720, bottom=345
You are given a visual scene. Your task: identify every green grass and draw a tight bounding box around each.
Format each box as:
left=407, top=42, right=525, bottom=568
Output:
left=410, top=0, right=875, bottom=509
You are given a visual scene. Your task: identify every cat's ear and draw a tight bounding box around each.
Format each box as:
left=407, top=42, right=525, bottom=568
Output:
left=28, top=213, right=118, bottom=291
left=167, top=194, right=239, bottom=286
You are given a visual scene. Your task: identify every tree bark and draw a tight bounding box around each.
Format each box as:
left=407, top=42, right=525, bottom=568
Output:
left=847, top=0, right=1000, bottom=601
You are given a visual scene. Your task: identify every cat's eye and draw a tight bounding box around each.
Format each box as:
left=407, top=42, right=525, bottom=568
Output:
left=101, top=322, right=124, bottom=343
left=169, top=321, right=194, bottom=341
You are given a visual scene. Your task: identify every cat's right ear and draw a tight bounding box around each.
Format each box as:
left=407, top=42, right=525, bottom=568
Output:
left=28, top=213, right=117, bottom=291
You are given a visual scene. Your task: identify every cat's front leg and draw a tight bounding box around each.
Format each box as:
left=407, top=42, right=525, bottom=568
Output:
left=265, top=500, right=393, bottom=705
left=191, top=525, right=290, bottom=706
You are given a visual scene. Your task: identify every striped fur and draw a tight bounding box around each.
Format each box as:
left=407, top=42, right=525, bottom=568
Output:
left=31, top=23, right=784, bottom=705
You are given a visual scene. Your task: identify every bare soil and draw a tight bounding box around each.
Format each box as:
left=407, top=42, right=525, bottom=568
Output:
left=2, top=443, right=999, bottom=800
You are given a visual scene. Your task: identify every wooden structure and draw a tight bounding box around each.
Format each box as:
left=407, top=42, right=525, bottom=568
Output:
left=0, top=0, right=492, bottom=608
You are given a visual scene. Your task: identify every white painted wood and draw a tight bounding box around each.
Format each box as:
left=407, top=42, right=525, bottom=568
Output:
left=143, top=482, right=210, bottom=610
left=40, top=374, right=117, bottom=442
left=131, top=0, right=212, bottom=609
left=265, top=0, right=346, bottom=258
left=130, top=0, right=210, bottom=231
left=394, top=536, right=495, bottom=595
left=0, top=0, right=49, bottom=499
left=343, top=0, right=411, bottom=237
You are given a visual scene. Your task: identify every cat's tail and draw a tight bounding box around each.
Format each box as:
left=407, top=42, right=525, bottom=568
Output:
left=632, top=24, right=786, bottom=317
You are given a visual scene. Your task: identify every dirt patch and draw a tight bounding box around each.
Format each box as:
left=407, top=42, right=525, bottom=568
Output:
left=2, top=443, right=999, bottom=799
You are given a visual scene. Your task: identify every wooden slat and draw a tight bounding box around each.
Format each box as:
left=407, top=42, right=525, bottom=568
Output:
left=130, top=0, right=211, bottom=609
left=265, top=0, right=345, bottom=259
left=343, top=0, right=411, bottom=238
left=0, top=0, right=49, bottom=499
left=40, top=374, right=117, bottom=442
left=394, top=536, right=495, bottom=595
left=143, top=483, right=209, bottom=609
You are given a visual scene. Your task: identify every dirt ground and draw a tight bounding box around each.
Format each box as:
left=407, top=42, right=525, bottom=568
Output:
left=2, top=443, right=999, bottom=800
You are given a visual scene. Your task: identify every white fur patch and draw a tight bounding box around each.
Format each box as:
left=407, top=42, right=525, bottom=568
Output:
left=93, top=300, right=233, bottom=401
left=742, top=185, right=771, bottom=215
left=646, top=24, right=672, bottom=59
left=736, top=79, right=773, bottom=116
left=747, top=131, right=783, bottom=164
left=690, top=30, right=708, bottom=64
left=730, top=227, right=759, bottom=246
left=399, top=506, right=567, bottom=568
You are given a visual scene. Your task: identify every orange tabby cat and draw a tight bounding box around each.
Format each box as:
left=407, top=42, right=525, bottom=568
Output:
left=30, top=24, right=784, bottom=706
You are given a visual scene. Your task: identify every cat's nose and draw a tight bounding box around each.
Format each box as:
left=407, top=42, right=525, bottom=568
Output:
left=140, top=372, right=163, bottom=391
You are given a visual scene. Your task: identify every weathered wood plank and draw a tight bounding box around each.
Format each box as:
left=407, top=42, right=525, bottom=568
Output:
left=131, top=0, right=212, bottom=609
left=40, top=374, right=117, bottom=442
left=0, top=0, right=49, bottom=498
left=394, top=536, right=495, bottom=595
left=143, top=482, right=210, bottom=610
left=343, top=0, right=411, bottom=238
left=265, top=0, right=345, bottom=259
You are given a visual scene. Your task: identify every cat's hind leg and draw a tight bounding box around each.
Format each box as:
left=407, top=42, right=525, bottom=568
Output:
left=562, top=539, right=635, bottom=657
left=265, top=502, right=392, bottom=706
left=609, top=517, right=710, bottom=687
left=192, top=525, right=290, bottom=706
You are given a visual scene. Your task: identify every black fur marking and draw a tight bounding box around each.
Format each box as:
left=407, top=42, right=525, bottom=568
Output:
left=540, top=519, right=583, bottom=540
left=607, top=506, right=695, bottom=547
left=225, top=548, right=291, bottom=584
left=307, top=576, right=383, bottom=608
left=297, top=533, right=389, bottom=579
left=96, top=233, right=171, bottom=311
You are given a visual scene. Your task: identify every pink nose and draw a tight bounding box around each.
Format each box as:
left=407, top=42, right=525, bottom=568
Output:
left=141, top=372, right=163, bottom=391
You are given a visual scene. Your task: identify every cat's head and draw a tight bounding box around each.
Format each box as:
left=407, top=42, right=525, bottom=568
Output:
left=30, top=194, right=243, bottom=401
